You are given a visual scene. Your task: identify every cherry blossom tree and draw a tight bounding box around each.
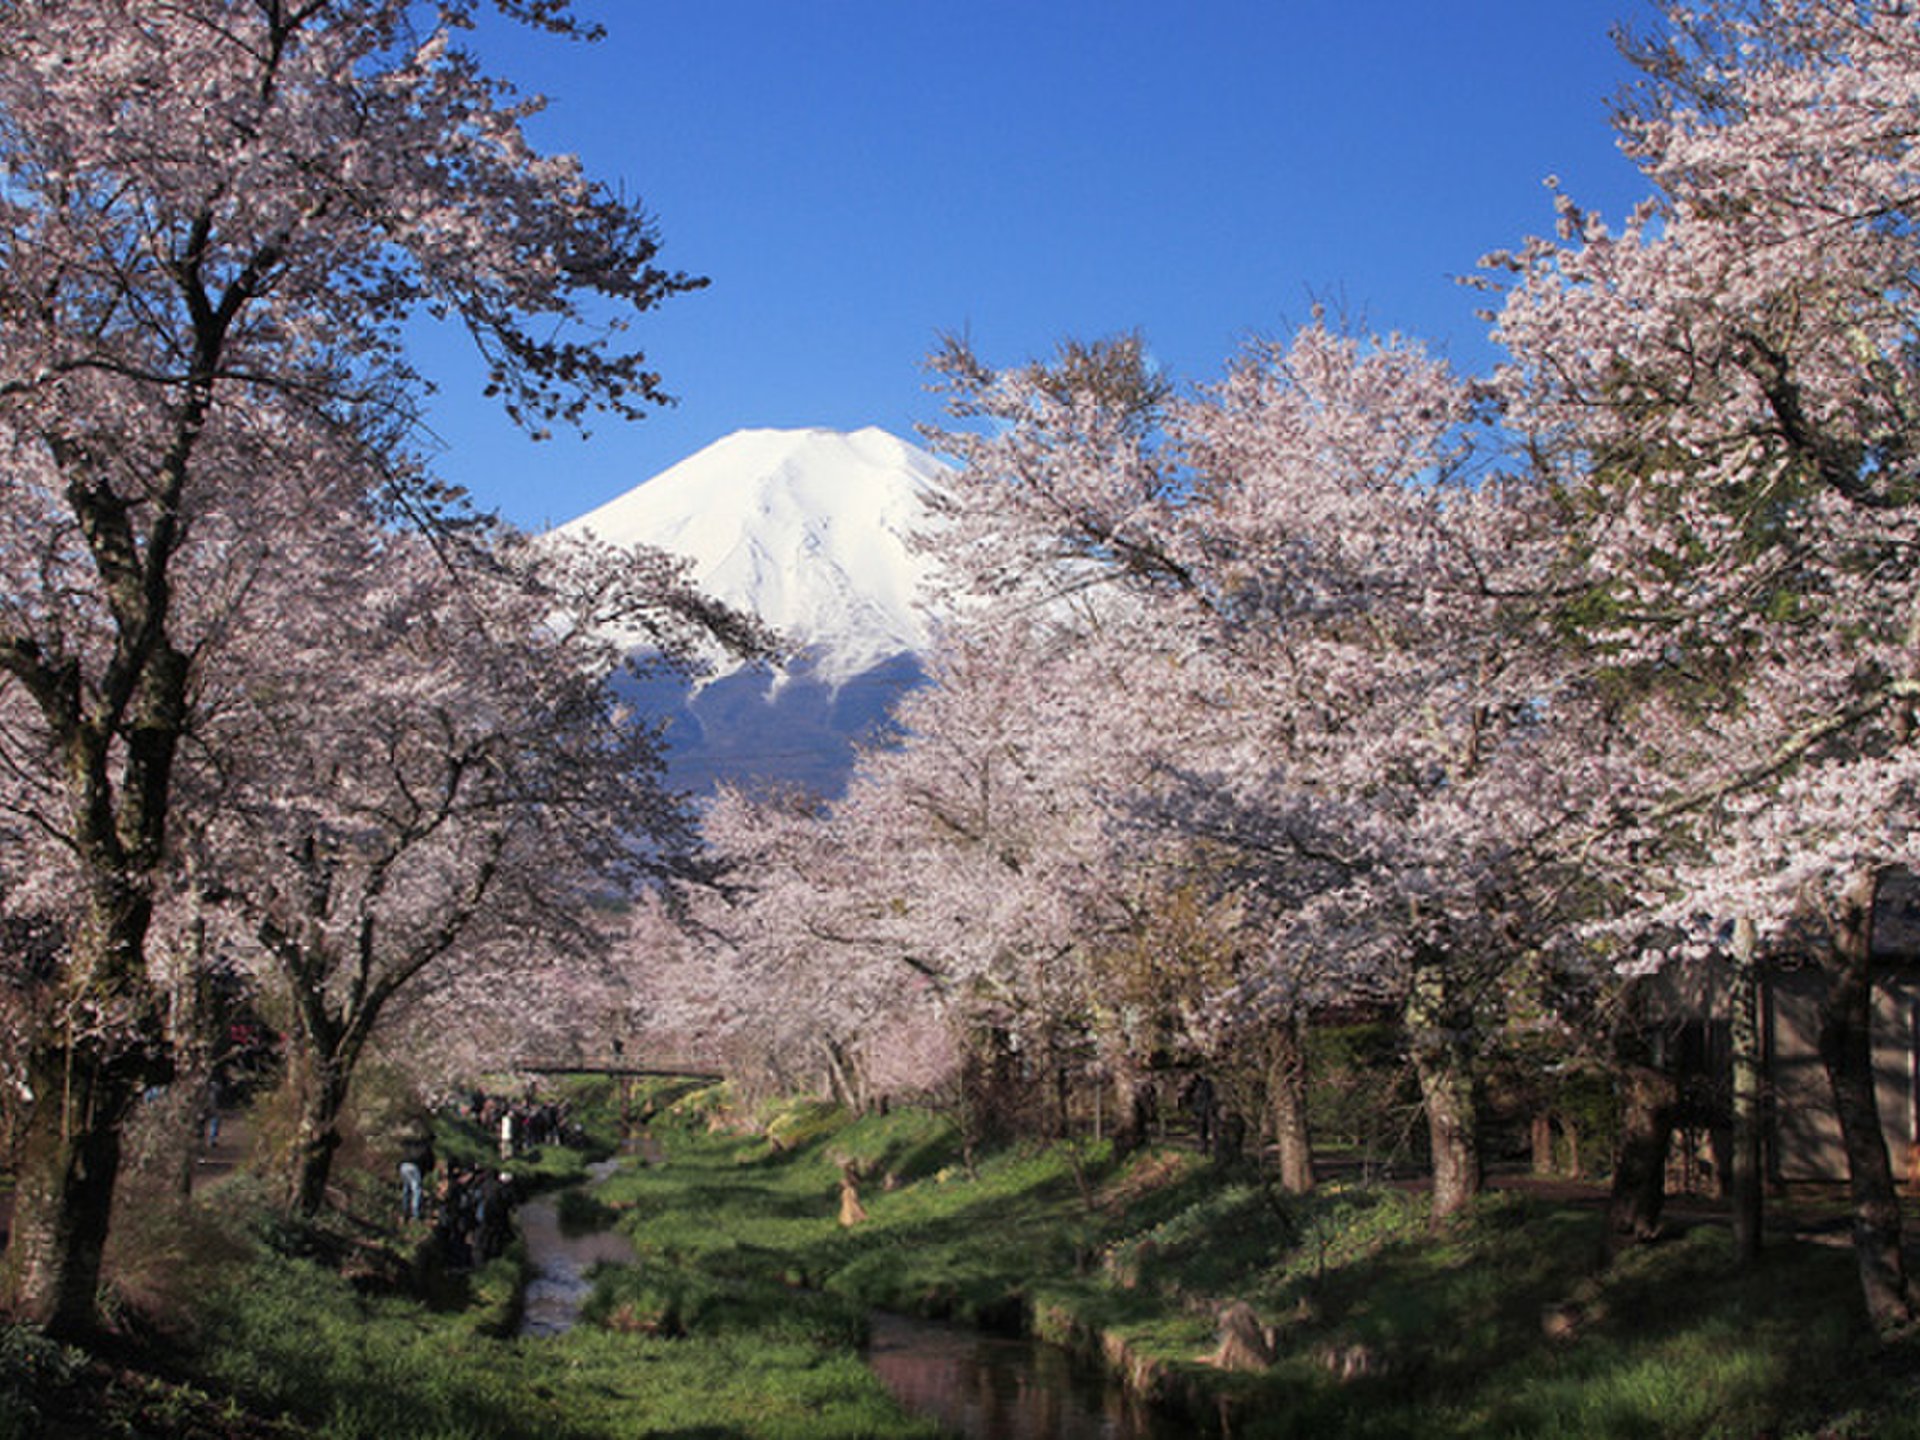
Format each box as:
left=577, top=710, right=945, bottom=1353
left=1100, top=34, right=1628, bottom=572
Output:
left=693, top=781, right=940, bottom=1110
left=180, top=514, right=747, bottom=1214
left=688, top=607, right=1170, bottom=1134
left=1488, top=0, right=1920, bottom=1326
left=0, top=0, right=699, bottom=1332
left=852, top=625, right=1163, bottom=1140
left=922, top=324, right=1604, bottom=1218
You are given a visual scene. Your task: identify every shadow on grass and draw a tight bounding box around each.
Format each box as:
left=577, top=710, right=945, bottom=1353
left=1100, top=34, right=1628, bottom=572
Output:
left=1206, top=1199, right=1920, bottom=1440
left=520, top=1102, right=1920, bottom=1440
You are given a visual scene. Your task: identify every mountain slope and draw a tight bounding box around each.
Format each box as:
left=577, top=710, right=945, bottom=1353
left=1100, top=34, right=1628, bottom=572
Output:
left=555, top=426, right=950, bottom=794
left=559, top=425, right=949, bottom=689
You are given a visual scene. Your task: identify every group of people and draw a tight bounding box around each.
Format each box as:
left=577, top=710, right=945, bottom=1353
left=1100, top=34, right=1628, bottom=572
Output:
left=431, top=1163, right=518, bottom=1268
left=397, top=1131, right=519, bottom=1269
left=463, top=1088, right=578, bottom=1160
left=393, top=1084, right=599, bottom=1268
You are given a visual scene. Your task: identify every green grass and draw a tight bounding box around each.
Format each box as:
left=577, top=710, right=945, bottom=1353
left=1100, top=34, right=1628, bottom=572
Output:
left=582, top=1095, right=1920, bottom=1439
left=1148, top=1201, right=1920, bottom=1440
left=193, top=1261, right=930, bottom=1439
left=13, top=1081, right=1920, bottom=1438
left=186, top=1209, right=939, bottom=1439
left=10, top=1083, right=944, bottom=1439
left=597, top=1107, right=1090, bottom=1324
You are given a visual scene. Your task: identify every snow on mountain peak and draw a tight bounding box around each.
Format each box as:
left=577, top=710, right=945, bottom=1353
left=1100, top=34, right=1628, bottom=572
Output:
left=555, top=426, right=951, bottom=687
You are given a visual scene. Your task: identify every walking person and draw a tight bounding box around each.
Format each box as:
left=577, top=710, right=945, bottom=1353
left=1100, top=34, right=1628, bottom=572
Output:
left=202, top=1072, right=225, bottom=1149
left=1184, top=1072, right=1216, bottom=1151
left=398, top=1131, right=435, bottom=1223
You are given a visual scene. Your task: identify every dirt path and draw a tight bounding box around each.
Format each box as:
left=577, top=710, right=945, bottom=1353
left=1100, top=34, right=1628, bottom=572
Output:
left=192, top=1109, right=251, bottom=1192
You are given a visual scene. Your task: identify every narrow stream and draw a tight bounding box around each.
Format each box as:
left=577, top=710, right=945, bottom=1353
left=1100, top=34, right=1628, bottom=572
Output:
left=516, top=1162, right=635, bottom=1339
left=866, top=1312, right=1192, bottom=1440
left=515, top=1163, right=1190, bottom=1436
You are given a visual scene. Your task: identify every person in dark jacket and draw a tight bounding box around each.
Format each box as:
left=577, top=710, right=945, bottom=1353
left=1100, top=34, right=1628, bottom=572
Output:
left=475, top=1170, right=515, bottom=1260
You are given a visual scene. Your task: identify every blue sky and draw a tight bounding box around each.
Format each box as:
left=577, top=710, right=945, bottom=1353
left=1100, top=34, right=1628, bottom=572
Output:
left=422, top=2, right=1656, bottom=531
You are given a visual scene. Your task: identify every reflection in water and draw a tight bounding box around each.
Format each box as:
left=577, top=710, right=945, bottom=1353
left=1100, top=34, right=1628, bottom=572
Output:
left=516, top=1191, right=636, bottom=1338
left=867, top=1311, right=1187, bottom=1440
left=518, top=1165, right=1193, bottom=1436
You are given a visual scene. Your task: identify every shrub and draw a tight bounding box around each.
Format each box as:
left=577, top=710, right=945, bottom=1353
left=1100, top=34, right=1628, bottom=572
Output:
left=0, top=1325, right=78, bottom=1439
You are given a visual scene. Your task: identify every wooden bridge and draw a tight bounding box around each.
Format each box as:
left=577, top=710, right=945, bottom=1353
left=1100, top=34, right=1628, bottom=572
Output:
left=515, top=1050, right=724, bottom=1082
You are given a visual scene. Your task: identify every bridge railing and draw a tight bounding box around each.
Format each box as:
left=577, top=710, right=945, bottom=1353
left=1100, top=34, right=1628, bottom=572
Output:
left=514, top=1056, right=725, bottom=1080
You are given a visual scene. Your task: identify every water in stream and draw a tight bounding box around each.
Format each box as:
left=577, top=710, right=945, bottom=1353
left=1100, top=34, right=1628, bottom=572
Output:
left=866, top=1312, right=1193, bottom=1440
left=516, top=1161, right=636, bottom=1339
left=516, top=1166, right=1192, bottom=1437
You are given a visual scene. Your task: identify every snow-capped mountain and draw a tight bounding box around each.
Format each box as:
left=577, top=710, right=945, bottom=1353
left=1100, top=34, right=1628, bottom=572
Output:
left=555, top=426, right=951, bottom=795
left=558, top=426, right=949, bottom=688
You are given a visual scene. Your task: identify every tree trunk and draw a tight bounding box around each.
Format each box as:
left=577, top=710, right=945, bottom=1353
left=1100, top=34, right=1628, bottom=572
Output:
left=1, top=885, right=168, bottom=1337
left=1043, top=1026, right=1073, bottom=1139
left=1606, top=978, right=1677, bottom=1251
left=1728, top=917, right=1765, bottom=1267
left=1406, top=952, right=1481, bottom=1223
left=821, top=1035, right=863, bottom=1113
left=960, top=1026, right=1020, bottom=1153
left=1109, top=1060, right=1146, bottom=1156
left=1608, top=1062, right=1678, bottom=1249
left=3, top=1044, right=137, bottom=1338
left=1531, top=1113, right=1556, bottom=1177
left=121, top=1067, right=205, bottom=1202
left=3, top=612, right=190, bottom=1335
left=156, top=931, right=215, bottom=1201
left=287, top=1049, right=353, bottom=1217
left=1817, top=872, right=1916, bottom=1333
left=1266, top=1011, right=1316, bottom=1195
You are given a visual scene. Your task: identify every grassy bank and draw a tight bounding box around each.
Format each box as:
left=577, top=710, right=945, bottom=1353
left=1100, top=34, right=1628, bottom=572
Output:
left=6, top=1079, right=1920, bottom=1437
left=590, top=1086, right=1920, bottom=1438
left=1, top=1084, right=941, bottom=1440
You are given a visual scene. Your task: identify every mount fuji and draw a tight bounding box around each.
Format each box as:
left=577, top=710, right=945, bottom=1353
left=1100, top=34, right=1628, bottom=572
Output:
left=555, top=426, right=952, bottom=796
